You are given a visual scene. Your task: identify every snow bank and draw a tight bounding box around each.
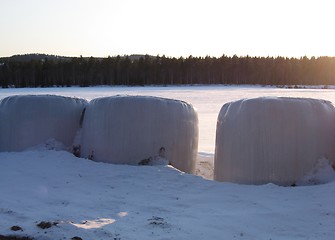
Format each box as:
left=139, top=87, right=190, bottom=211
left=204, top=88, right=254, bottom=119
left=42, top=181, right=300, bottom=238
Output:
left=1, top=150, right=335, bottom=240
left=214, top=97, right=335, bottom=185
left=0, top=95, right=87, bottom=152
left=80, top=96, right=198, bottom=173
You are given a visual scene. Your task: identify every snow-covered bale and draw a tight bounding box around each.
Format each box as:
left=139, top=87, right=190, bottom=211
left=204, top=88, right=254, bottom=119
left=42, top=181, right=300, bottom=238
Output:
left=214, top=97, right=335, bottom=185
left=80, top=96, right=198, bottom=173
left=0, top=95, right=87, bottom=152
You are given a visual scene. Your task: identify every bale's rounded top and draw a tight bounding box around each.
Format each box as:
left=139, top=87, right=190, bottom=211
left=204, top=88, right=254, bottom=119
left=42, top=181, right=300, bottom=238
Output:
left=0, top=94, right=88, bottom=105
left=222, top=96, right=333, bottom=106
left=90, top=95, right=193, bottom=106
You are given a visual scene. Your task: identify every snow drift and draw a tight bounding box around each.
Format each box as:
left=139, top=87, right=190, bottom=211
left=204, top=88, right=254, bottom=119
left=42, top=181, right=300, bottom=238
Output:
left=214, top=97, right=335, bottom=185
left=80, top=96, right=198, bottom=173
left=0, top=95, right=87, bottom=152
left=1, top=150, right=335, bottom=240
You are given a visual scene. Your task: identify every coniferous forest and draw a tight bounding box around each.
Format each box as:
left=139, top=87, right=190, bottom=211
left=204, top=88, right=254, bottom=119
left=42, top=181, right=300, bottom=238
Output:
left=1, top=54, right=335, bottom=88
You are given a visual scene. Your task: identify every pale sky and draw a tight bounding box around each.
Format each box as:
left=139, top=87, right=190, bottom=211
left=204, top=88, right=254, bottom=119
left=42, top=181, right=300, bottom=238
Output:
left=1, top=0, right=335, bottom=58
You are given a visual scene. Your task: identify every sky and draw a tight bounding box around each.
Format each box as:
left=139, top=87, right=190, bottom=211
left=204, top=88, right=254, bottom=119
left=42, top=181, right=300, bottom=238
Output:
left=1, top=0, right=335, bottom=58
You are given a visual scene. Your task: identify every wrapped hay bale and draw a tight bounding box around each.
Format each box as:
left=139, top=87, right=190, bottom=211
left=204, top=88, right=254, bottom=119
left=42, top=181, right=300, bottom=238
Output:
left=214, top=97, right=335, bottom=185
left=0, top=95, right=87, bottom=152
left=81, top=96, right=198, bottom=173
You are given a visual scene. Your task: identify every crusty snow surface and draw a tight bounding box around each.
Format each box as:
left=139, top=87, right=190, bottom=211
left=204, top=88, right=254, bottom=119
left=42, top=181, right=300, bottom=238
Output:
left=1, top=149, right=334, bottom=240
left=1, top=85, right=335, bottom=239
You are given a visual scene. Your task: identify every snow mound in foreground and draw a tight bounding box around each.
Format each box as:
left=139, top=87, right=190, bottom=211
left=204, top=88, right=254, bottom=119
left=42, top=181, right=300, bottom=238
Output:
left=0, top=149, right=334, bottom=240
left=215, top=97, right=335, bottom=185
left=80, top=96, right=198, bottom=173
left=0, top=95, right=87, bottom=152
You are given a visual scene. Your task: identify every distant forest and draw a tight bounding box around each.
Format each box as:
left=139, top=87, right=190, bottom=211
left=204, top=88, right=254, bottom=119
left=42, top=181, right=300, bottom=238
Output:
left=1, top=54, right=335, bottom=88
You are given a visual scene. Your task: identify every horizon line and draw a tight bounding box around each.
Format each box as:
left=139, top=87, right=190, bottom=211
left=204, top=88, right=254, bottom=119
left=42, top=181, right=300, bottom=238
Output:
left=1, top=52, right=335, bottom=60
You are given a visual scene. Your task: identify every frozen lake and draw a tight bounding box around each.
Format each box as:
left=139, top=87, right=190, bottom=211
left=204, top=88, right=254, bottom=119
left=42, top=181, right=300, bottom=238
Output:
left=1, top=85, right=335, bottom=153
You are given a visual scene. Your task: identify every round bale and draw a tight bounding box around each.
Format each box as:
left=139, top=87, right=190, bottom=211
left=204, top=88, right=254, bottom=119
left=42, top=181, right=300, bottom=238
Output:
left=80, top=96, right=198, bottom=173
left=214, top=97, right=335, bottom=185
left=0, top=95, right=87, bottom=152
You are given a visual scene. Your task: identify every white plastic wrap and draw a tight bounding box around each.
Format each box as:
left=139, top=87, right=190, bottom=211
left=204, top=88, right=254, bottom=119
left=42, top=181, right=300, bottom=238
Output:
left=80, top=96, right=198, bottom=173
left=214, top=97, right=335, bottom=185
left=0, top=95, right=87, bottom=152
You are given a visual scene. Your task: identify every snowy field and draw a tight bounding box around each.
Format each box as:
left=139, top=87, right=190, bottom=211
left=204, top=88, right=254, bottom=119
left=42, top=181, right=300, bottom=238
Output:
left=1, top=85, right=335, bottom=239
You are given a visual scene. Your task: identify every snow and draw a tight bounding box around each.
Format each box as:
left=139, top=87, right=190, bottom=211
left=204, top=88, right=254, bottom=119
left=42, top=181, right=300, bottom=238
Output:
left=1, top=85, right=335, bottom=239
left=214, top=97, right=335, bottom=185
left=0, top=95, right=87, bottom=152
left=80, top=96, right=198, bottom=173
left=1, top=149, right=334, bottom=240
left=296, top=158, right=335, bottom=186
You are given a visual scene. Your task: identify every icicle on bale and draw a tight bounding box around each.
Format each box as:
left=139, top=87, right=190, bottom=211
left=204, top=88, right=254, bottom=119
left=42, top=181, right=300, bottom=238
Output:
left=80, top=96, right=198, bottom=173
left=214, top=97, right=335, bottom=186
left=0, top=95, right=87, bottom=152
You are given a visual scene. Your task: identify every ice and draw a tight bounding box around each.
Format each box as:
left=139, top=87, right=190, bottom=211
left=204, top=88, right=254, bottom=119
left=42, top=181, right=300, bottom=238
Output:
left=0, top=95, right=87, bottom=152
left=80, top=95, right=198, bottom=173
left=214, top=97, right=335, bottom=185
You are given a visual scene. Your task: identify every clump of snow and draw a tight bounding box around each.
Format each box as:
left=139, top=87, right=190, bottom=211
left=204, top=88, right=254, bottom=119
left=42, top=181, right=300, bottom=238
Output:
left=138, top=156, right=170, bottom=166
left=0, top=95, right=87, bottom=152
left=80, top=95, right=198, bottom=173
left=296, top=158, right=335, bottom=186
left=214, top=97, right=335, bottom=186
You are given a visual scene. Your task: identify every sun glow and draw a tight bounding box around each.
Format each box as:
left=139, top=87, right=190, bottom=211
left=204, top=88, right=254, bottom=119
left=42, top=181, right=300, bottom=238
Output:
left=1, top=0, right=335, bottom=58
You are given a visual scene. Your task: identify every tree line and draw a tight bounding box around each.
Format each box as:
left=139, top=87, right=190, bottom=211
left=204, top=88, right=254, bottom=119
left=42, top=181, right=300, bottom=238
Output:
left=1, top=54, right=335, bottom=88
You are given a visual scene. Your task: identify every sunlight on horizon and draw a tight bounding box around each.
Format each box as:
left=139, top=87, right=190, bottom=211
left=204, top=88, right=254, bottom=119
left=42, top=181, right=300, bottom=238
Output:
left=1, top=0, right=335, bottom=58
